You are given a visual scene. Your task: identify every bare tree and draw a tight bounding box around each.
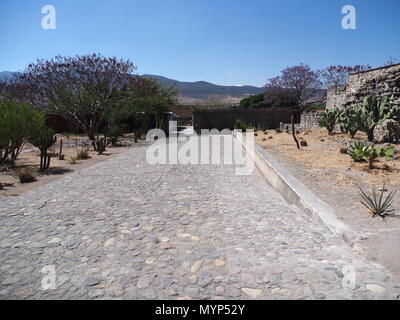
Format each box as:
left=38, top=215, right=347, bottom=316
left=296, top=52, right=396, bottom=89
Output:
left=320, top=65, right=371, bottom=88
left=385, top=56, right=399, bottom=66
left=8, top=53, right=137, bottom=140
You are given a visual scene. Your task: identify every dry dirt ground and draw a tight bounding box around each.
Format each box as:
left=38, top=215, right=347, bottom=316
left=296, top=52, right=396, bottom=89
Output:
left=255, top=128, right=400, bottom=277
left=0, top=133, right=139, bottom=198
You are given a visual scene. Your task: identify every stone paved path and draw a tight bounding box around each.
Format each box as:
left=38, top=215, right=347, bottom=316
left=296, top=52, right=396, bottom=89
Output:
left=1, top=136, right=400, bottom=300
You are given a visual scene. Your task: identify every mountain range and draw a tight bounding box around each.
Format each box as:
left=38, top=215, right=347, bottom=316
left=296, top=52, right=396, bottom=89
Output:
left=0, top=71, right=264, bottom=103
left=142, top=74, right=264, bottom=100
left=0, top=71, right=325, bottom=104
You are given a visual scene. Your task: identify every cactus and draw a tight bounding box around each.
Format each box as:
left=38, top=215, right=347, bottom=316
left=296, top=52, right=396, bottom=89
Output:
left=318, top=107, right=342, bottom=135
left=93, top=137, right=110, bottom=155
left=358, top=96, right=391, bottom=141
left=339, top=107, right=363, bottom=138
left=348, top=141, right=394, bottom=169
left=30, top=127, right=56, bottom=171
left=59, top=139, right=64, bottom=160
left=389, top=105, right=400, bottom=121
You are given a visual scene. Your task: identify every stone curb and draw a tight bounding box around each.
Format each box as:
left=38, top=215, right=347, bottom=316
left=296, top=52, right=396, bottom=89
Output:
left=233, top=131, right=360, bottom=247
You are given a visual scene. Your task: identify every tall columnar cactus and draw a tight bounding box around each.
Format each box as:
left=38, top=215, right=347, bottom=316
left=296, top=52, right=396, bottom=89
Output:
left=93, top=137, right=110, bottom=155
left=358, top=96, right=391, bottom=141
left=59, top=139, right=64, bottom=160
left=30, top=127, right=57, bottom=171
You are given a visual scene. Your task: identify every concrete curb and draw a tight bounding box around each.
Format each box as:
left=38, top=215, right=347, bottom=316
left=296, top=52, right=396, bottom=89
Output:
left=234, top=131, right=360, bottom=247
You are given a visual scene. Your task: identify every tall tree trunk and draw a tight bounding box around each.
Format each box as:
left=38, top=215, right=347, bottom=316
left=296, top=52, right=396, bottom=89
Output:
left=88, top=126, right=96, bottom=141
left=291, top=115, right=300, bottom=150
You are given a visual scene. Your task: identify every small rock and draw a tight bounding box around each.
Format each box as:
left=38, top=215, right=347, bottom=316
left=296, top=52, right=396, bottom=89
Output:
left=88, top=289, right=104, bottom=298
left=160, top=242, right=173, bottom=250
left=104, top=238, right=115, bottom=247
left=160, top=277, right=175, bottom=289
left=166, top=288, right=179, bottom=296
left=47, top=237, right=62, bottom=244
left=241, top=288, right=262, bottom=298
left=12, top=288, right=33, bottom=299
left=191, top=260, right=203, bottom=273
left=215, top=260, right=226, bottom=267
left=85, top=277, right=100, bottom=286
left=198, top=273, right=213, bottom=288
left=367, top=284, right=386, bottom=294
left=112, top=289, right=125, bottom=297
left=266, top=265, right=286, bottom=275
left=215, top=286, right=224, bottom=296
left=137, top=276, right=154, bottom=289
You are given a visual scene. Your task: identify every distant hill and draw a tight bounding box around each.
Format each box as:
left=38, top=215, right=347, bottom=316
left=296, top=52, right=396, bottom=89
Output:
left=0, top=71, right=325, bottom=104
left=142, top=74, right=265, bottom=101
left=0, top=71, right=15, bottom=82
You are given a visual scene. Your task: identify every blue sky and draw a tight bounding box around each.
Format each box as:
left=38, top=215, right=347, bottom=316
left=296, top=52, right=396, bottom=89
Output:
left=0, top=0, right=399, bottom=86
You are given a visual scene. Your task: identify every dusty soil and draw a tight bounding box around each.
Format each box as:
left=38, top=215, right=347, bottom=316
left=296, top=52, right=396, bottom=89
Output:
left=0, top=133, right=140, bottom=197
left=255, top=128, right=400, bottom=277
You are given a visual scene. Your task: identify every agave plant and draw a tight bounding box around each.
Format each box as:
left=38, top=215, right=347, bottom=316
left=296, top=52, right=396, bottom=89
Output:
left=358, top=96, right=392, bottom=141
left=348, top=141, right=394, bottom=169
left=359, top=184, right=396, bottom=219
left=318, top=107, right=342, bottom=135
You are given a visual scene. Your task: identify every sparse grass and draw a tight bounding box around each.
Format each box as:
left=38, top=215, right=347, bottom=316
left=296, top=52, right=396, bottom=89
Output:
left=76, top=148, right=90, bottom=160
left=15, top=167, right=37, bottom=183
left=69, top=156, right=79, bottom=164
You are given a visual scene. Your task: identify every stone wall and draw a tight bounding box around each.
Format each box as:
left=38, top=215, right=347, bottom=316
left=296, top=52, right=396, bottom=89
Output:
left=279, top=111, right=323, bottom=133
left=326, top=64, right=400, bottom=110
left=193, top=107, right=295, bottom=133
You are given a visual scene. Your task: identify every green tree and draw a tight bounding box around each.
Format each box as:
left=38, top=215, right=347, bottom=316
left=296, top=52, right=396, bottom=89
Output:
left=0, top=99, right=46, bottom=166
left=109, top=77, right=177, bottom=142
left=239, top=94, right=270, bottom=109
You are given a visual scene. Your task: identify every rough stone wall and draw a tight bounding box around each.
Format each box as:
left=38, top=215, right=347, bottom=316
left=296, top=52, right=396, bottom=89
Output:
left=326, top=64, right=400, bottom=110
left=280, top=111, right=323, bottom=133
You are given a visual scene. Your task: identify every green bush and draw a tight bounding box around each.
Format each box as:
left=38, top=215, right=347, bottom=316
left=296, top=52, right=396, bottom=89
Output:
left=318, top=108, right=342, bottom=135
left=0, top=99, right=46, bottom=166
left=239, top=94, right=270, bottom=109
left=348, top=141, right=394, bottom=169
left=234, top=119, right=248, bottom=132
left=105, top=125, right=124, bottom=146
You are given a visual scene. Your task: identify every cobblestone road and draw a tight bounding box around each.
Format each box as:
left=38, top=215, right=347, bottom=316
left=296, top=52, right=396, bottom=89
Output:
left=1, top=136, right=399, bottom=299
